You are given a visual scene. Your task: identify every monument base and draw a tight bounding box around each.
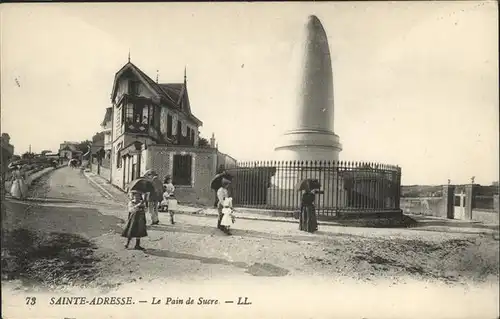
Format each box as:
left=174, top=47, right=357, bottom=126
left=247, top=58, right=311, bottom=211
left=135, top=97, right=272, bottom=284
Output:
left=274, top=128, right=342, bottom=162
left=266, top=167, right=347, bottom=210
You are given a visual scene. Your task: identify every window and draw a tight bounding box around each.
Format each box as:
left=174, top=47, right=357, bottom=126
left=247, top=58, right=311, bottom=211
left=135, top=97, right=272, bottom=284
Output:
left=190, top=129, right=195, bottom=145
left=126, top=103, right=134, bottom=123
left=172, top=154, right=192, bottom=186
left=167, top=114, right=173, bottom=138
left=141, top=105, right=149, bottom=124
left=128, top=80, right=139, bottom=95
left=149, top=105, right=154, bottom=125
left=116, top=143, right=123, bottom=168
left=115, top=106, right=122, bottom=134
left=177, top=120, right=182, bottom=136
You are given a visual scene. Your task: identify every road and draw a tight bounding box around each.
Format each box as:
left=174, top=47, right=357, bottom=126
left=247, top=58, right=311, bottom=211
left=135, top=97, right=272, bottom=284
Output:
left=2, top=167, right=499, bottom=319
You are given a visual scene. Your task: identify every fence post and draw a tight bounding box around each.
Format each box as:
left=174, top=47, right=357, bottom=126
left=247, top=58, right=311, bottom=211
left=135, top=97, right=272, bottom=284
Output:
left=464, top=184, right=477, bottom=220
left=442, top=184, right=455, bottom=219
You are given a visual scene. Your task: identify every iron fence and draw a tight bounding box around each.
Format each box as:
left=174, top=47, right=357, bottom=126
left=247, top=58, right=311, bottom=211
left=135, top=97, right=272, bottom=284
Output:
left=224, top=161, right=402, bottom=219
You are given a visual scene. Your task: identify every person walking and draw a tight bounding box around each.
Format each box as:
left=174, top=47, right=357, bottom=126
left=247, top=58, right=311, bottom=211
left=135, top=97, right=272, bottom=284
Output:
left=122, top=190, right=148, bottom=250
left=149, top=172, right=163, bottom=225
left=162, top=176, right=176, bottom=224
left=299, top=188, right=318, bottom=233
left=220, top=197, right=235, bottom=236
left=210, top=168, right=232, bottom=208
left=216, top=178, right=231, bottom=233
left=9, top=166, right=27, bottom=200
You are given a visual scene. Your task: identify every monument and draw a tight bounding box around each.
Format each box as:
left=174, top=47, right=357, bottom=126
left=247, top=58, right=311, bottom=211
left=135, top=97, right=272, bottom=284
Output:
left=267, top=15, right=346, bottom=210
left=274, top=15, right=342, bottom=161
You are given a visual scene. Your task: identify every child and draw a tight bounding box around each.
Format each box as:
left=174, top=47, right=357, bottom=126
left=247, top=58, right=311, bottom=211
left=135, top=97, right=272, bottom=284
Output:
left=122, top=190, right=148, bottom=250
left=220, top=197, right=235, bottom=235
left=160, top=176, right=176, bottom=224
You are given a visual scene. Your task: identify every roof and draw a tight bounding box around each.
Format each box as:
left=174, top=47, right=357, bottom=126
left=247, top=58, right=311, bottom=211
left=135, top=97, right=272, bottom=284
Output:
left=60, top=144, right=77, bottom=152
left=101, top=108, right=112, bottom=126
left=110, top=62, right=202, bottom=126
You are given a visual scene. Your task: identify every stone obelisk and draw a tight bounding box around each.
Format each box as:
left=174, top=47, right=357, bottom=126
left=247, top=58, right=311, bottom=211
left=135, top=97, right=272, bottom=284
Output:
left=267, top=15, right=345, bottom=209
left=275, top=15, right=342, bottom=161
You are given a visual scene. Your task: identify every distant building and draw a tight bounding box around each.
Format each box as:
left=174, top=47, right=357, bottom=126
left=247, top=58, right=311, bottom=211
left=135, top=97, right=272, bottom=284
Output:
left=1, top=133, right=14, bottom=160
left=1, top=133, right=14, bottom=210
left=59, top=141, right=82, bottom=161
left=95, top=60, right=236, bottom=205
left=101, top=107, right=113, bottom=156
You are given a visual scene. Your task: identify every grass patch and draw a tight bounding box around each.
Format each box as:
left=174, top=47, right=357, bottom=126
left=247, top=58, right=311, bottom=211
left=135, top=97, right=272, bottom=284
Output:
left=1, top=228, right=101, bottom=286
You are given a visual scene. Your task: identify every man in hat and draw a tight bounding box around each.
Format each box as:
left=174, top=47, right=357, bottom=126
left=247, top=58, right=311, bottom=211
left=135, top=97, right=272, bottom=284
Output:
left=149, top=171, right=164, bottom=225
left=216, top=178, right=231, bottom=233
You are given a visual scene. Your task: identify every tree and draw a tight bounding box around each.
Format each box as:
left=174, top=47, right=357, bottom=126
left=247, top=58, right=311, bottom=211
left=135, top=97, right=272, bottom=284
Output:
left=21, top=152, right=35, bottom=159
left=75, top=140, right=91, bottom=153
left=198, top=137, right=209, bottom=148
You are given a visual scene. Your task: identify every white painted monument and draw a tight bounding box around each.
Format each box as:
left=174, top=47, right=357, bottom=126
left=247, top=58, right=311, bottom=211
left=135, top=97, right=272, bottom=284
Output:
left=268, top=15, right=346, bottom=210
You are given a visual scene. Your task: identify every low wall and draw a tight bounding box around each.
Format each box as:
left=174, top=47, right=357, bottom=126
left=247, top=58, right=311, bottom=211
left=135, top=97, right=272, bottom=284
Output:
left=400, top=197, right=445, bottom=217
left=472, top=209, right=499, bottom=224
left=91, top=164, right=111, bottom=182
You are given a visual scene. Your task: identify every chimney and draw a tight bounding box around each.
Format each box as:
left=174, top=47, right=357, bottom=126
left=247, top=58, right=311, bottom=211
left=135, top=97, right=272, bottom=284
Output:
left=210, top=133, right=216, bottom=148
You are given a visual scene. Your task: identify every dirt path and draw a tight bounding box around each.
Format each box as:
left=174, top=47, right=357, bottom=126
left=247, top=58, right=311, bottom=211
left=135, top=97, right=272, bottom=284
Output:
left=2, top=168, right=499, bottom=318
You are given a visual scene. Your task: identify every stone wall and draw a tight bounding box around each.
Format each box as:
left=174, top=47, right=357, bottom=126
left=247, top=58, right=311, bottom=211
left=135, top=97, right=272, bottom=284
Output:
left=472, top=209, right=499, bottom=224
left=146, top=145, right=217, bottom=205
left=401, top=197, right=445, bottom=217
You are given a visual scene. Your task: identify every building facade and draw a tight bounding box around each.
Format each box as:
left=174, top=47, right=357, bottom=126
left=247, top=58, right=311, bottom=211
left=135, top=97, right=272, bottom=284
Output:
left=104, top=61, right=234, bottom=205
left=59, top=141, right=82, bottom=161
left=101, top=107, right=113, bottom=156
left=1, top=133, right=14, bottom=222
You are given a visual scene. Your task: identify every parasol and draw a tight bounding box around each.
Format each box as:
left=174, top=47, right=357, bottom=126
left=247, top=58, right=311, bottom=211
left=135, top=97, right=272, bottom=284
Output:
left=143, top=169, right=157, bottom=178
left=210, top=172, right=233, bottom=190
left=127, top=177, right=155, bottom=194
left=296, top=178, right=321, bottom=191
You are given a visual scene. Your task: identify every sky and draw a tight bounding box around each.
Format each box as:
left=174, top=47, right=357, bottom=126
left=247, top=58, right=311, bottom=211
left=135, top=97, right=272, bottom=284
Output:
left=1, top=2, right=498, bottom=185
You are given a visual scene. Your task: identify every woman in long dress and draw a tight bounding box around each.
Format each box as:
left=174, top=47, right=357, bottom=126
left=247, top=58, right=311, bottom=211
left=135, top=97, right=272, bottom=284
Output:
left=299, top=189, right=318, bottom=233
left=122, top=190, right=148, bottom=250
left=216, top=178, right=231, bottom=234
left=10, top=166, right=28, bottom=200
left=220, top=197, right=235, bottom=235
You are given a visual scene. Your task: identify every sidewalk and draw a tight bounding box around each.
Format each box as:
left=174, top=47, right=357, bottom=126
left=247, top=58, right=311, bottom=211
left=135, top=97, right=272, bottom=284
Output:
left=82, top=171, right=499, bottom=235
left=83, top=170, right=128, bottom=204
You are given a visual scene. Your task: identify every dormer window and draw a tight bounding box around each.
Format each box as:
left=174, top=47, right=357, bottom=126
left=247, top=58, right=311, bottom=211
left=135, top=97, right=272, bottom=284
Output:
left=128, top=80, right=139, bottom=96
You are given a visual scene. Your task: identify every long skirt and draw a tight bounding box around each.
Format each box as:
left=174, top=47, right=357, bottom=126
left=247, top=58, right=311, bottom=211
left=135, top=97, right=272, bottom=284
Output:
left=221, top=208, right=234, bottom=227
left=299, top=205, right=318, bottom=233
left=121, top=211, right=148, bottom=238
left=10, top=179, right=27, bottom=199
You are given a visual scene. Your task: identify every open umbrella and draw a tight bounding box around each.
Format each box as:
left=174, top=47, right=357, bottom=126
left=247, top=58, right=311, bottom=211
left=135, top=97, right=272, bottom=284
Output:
left=296, top=178, right=321, bottom=192
left=210, top=172, right=233, bottom=190
left=143, top=169, right=157, bottom=178
left=127, top=177, right=155, bottom=194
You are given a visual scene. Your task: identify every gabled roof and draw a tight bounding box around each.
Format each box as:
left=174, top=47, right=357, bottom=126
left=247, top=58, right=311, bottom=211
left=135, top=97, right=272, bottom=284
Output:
left=110, top=62, right=202, bottom=126
left=61, top=145, right=77, bottom=152
left=101, top=107, right=112, bottom=127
